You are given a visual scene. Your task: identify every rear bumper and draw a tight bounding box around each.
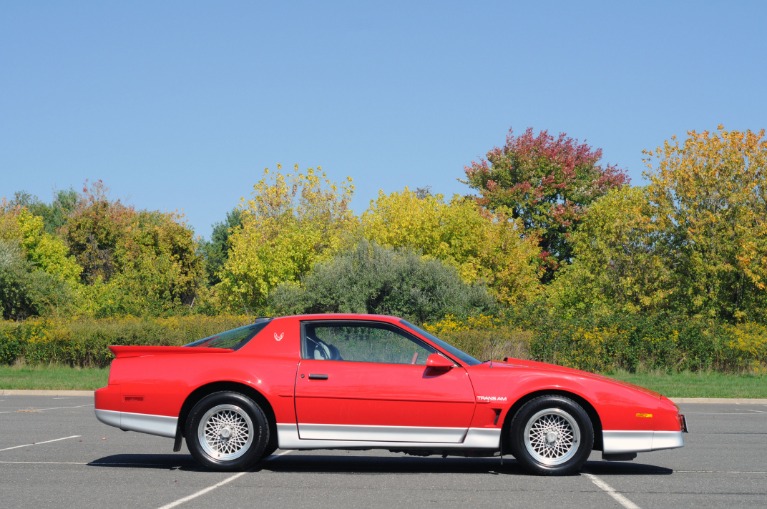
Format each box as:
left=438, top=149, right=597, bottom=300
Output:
left=95, top=409, right=178, bottom=439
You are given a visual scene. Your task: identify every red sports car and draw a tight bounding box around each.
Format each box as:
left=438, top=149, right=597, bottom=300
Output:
left=94, top=314, right=687, bottom=475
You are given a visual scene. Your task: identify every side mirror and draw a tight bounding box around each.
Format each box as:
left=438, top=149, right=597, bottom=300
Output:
left=426, top=353, right=455, bottom=370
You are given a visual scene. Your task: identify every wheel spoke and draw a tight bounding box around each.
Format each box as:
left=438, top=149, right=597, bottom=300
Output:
left=523, top=408, right=581, bottom=466
left=198, top=404, right=255, bottom=461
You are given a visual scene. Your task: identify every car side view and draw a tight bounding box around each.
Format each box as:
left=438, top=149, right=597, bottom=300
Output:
left=94, top=314, right=687, bottom=475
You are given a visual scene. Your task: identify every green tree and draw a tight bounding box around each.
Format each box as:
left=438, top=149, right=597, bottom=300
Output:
left=218, top=165, right=357, bottom=313
left=199, top=209, right=242, bottom=286
left=110, top=210, right=205, bottom=316
left=464, top=127, right=628, bottom=280
left=546, top=186, right=674, bottom=318
left=269, top=241, right=497, bottom=323
left=0, top=240, right=37, bottom=320
left=9, top=189, right=79, bottom=234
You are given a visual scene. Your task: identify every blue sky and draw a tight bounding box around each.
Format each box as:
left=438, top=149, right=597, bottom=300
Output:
left=2, top=1, right=766, bottom=239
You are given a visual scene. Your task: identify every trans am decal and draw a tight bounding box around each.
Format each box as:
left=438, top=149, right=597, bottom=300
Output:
left=477, top=395, right=508, bottom=403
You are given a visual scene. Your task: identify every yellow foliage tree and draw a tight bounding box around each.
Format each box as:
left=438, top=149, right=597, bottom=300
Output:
left=0, top=205, right=82, bottom=284
left=644, top=126, right=767, bottom=320
left=361, top=189, right=541, bottom=305
left=0, top=203, right=83, bottom=318
left=218, top=165, right=358, bottom=313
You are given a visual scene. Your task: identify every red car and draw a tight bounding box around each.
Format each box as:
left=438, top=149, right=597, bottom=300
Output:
left=94, top=314, right=687, bottom=475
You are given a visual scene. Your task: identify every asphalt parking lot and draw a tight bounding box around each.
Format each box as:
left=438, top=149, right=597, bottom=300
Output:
left=1, top=394, right=765, bottom=509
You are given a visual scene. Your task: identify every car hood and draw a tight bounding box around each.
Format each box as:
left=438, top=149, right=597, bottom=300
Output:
left=487, top=357, right=664, bottom=400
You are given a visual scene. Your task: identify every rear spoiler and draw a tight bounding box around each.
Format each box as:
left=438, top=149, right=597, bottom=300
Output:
left=109, top=345, right=233, bottom=358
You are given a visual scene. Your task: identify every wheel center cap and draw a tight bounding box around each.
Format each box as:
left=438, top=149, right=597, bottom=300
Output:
left=220, top=427, right=232, bottom=439
left=545, top=431, right=558, bottom=444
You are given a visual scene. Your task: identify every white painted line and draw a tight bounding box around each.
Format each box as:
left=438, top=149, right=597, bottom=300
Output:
left=0, top=435, right=81, bottom=452
left=156, top=450, right=292, bottom=509
left=585, top=473, right=641, bottom=509
left=0, top=461, right=87, bottom=465
left=676, top=469, right=767, bottom=474
left=265, top=450, right=293, bottom=460
left=157, top=471, right=248, bottom=509
left=0, top=404, right=93, bottom=414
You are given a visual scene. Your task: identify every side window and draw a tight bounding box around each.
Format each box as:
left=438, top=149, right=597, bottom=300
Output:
left=302, top=322, right=435, bottom=365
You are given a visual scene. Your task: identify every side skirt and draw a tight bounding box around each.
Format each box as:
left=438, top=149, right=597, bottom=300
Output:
left=276, top=423, right=501, bottom=450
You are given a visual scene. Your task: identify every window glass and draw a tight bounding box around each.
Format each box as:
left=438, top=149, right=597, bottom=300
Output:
left=400, top=319, right=481, bottom=366
left=303, top=322, right=436, bottom=364
left=185, top=318, right=272, bottom=350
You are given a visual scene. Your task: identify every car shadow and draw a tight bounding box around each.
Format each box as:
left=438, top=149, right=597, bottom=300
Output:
left=582, top=460, right=674, bottom=476
left=88, top=452, right=673, bottom=476
left=89, top=454, right=201, bottom=471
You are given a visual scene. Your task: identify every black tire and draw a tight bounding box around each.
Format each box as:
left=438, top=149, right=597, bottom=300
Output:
left=185, top=391, right=270, bottom=471
left=509, top=395, right=594, bottom=476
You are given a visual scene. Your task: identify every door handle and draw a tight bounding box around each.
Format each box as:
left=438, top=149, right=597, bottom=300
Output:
left=308, top=373, right=329, bottom=380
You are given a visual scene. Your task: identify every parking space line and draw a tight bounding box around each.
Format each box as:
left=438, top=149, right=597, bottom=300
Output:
left=676, top=469, right=767, bottom=474
left=584, top=473, right=641, bottom=509
left=156, top=450, right=292, bottom=509
left=0, top=461, right=87, bottom=465
left=0, top=404, right=93, bottom=414
left=0, top=435, right=81, bottom=452
left=156, top=471, right=248, bottom=509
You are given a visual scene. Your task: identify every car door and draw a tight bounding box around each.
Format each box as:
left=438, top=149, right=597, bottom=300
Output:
left=294, top=320, right=477, bottom=443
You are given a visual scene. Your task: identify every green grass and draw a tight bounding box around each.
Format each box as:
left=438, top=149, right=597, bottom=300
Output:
left=607, top=370, right=767, bottom=398
left=0, top=365, right=108, bottom=390
left=1, top=364, right=766, bottom=398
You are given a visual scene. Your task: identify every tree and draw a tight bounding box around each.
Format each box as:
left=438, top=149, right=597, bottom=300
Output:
left=361, top=188, right=541, bottom=305
left=0, top=240, right=38, bottom=320
left=644, top=126, right=767, bottom=321
left=464, top=127, right=628, bottom=280
left=546, top=186, right=674, bottom=318
left=218, top=165, right=357, bottom=313
left=269, top=241, right=497, bottom=323
left=61, top=181, right=133, bottom=284
left=0, top=203, right=82, bottom=318
left=9, top=189, right=79, bottom=234
left=199, top=209, right=242, bottom=286
left=60, top=181, right=205, bottom=316
left=109, top=210, right=205, bottom=315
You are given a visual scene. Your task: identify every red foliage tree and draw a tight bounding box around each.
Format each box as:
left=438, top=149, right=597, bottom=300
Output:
left=464, top=128, right=628, bottom=280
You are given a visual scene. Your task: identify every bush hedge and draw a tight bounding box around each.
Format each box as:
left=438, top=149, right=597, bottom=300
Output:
left=529, top=312, right=767, bottom=374
left=0, top=315, right=252, bottom=367
left=2, top=312, right=765, bottom=373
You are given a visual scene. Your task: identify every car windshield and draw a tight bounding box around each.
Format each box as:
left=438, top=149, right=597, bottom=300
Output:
left=185, top=318, right=272, bottom=350
left=400, top=319, right=481, bottom=366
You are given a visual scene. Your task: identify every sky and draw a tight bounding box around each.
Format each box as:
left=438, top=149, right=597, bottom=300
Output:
left=2, top=1, right=766, bottom=239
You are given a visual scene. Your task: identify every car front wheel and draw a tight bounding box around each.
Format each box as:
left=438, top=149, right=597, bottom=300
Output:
left=509, top=395, right=593, bottom=475
left=185, top=391, right=269, bottom=471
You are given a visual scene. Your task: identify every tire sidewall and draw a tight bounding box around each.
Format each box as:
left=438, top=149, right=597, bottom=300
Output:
left=185, top=391, right=269, bottom=471
left=509, top=395, right=594, bottom=476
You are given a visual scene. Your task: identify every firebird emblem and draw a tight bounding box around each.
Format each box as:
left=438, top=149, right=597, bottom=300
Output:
left=274, top=332, right=284, bottom=342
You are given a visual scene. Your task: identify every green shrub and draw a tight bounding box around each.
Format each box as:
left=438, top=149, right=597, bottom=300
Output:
left=0, top=322, right=22, bottom=364
left=269, top=241, right=497, bottom=323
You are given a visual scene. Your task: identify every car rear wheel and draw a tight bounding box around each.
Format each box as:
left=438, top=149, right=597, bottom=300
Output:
left=185, top=391, right=269, bottom=471
left=509, top=395, right=593, bottom=475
